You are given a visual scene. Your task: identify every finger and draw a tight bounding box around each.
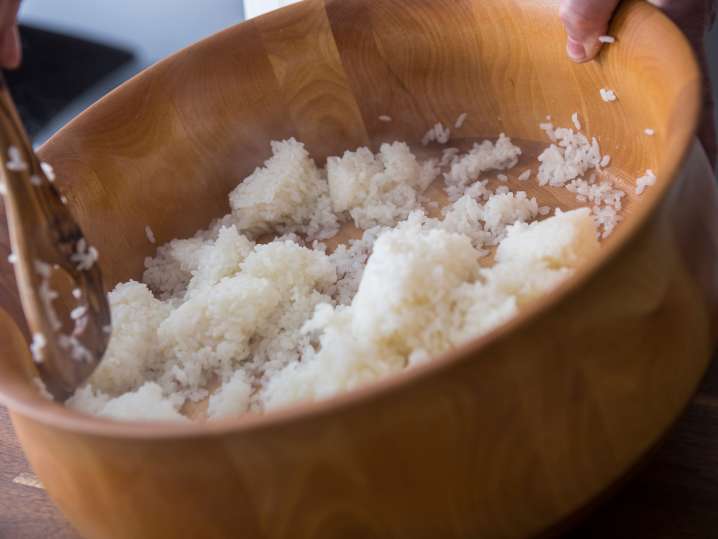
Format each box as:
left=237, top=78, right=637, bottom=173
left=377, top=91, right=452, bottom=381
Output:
left=559, top=0, right=621, bottom=62
left=0, top=25, right=21, bottom=69
left=0, top=0, right=21, bottom=69
left=0, top=0, right=20, bottom=30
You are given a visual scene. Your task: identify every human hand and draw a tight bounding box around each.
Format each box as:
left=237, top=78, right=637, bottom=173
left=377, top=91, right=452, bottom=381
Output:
left=0, top=0, right=20, bottom=69
left=559, top=0, right=717, bottom=167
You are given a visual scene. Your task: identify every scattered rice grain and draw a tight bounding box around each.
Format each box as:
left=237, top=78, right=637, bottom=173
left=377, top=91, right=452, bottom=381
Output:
left=30, top=333, right=46, bottom=363
left=572, top=112, right=582, bottom=131
left=635, top=169, right=657, bottom=195
left=41, top=162, right=55, bottom=182
left=70, top=306, right=87, bottom=320
left=422, top=123, right=451, bottom=146
left=6, top=146, right=27, bottom=172
left=600, top=88, right=617, bottom=102
left=145, top=225, right=156, bottom=244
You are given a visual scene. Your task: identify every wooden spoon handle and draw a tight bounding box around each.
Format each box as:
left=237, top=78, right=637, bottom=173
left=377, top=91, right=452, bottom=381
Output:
left=0, top=73, right=111, bottom=400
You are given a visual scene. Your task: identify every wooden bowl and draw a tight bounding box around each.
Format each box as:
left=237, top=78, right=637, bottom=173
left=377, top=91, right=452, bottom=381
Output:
left=1, top=0, right=717, bottom=537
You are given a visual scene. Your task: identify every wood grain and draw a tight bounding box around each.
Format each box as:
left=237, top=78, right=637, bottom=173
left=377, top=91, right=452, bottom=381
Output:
left=0, top=0, right=714, bottom=538
left=0, top=406, right=76, bottom=539
left=4, top=357, right=718, bottom=538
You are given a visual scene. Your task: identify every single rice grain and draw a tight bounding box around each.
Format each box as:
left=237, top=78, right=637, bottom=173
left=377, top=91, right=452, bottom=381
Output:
left=454, top=113, right=468, bottom=129
left=572, top=112, right=581, bottom=131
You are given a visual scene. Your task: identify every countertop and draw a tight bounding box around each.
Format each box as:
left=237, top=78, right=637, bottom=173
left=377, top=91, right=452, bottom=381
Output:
left=2, top=357, right=717, bottom=538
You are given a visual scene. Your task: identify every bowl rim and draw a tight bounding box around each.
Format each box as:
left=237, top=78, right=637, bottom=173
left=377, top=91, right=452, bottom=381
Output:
left=0, top=0, right=704, bottom=439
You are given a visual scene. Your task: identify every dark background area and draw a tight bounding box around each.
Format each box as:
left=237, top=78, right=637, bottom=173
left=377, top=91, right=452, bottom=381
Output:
left=13, top=0, right=245, bottom=144
left=6, top=26, right=133, bottom=138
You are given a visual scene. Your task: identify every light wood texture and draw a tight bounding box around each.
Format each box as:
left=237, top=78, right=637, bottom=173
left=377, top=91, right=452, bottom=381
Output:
left=0, top=0, right=715, bottom=538
left=0, top=76, right=110, bottom=400
left=5, top=356, right=718, bottom=539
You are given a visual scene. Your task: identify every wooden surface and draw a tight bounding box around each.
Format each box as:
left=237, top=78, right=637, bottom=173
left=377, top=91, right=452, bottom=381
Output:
left=3, top=354, right=718, bottom=539
left=0, top=1, right=715, bottom=538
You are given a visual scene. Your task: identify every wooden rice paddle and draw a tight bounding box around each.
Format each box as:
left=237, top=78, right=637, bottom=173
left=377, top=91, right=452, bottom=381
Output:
left=0, top=73, right=110, bottom=401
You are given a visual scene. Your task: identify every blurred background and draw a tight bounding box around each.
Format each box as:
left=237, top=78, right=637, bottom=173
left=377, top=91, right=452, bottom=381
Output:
left=10, top=0, right=718, bottom=145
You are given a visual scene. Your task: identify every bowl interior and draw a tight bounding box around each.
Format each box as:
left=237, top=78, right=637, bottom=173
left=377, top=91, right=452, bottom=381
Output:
left=0, top=0, right=701, bottom=426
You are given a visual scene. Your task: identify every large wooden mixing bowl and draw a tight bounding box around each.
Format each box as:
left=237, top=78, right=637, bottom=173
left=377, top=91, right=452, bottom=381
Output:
left=1, top=0, right=717, bottom=537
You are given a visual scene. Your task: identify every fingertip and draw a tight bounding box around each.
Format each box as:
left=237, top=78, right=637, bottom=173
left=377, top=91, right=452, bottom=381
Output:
left=560, top=0, right=619, bottom=64
left=566, top=37, right=587, bottom=62
left=583, top=36, right=604, bottom=62
left=566, top=35, right=606, bottom=64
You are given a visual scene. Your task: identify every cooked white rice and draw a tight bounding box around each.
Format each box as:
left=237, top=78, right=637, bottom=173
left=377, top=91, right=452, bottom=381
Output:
left=30, top=333, right=46, bottom=363
left=422, top=123, right=451, bottom=146
left=70, top=238, right=99, bottom=271
left=6, top=146, right=27, bottom=172
left=600, top=88, right=618, bottom=102
left=70, top=306, right=87, bottom=320
left=572, top=112, right=582, bottom=131
left=145, top=225, right=156, bottom=244
left=35, top=260, right=62, bottom=332
left=635, top=169, right=657, bottom=195
left=440, top=147, right=460, bottom=167
left=326, top=142, right=438, bottom=229
left=443, top=134, right=521, bottom=200
left=538, top=122, right=625, bottom=238
left=454, top=112, right=468, bottom=129
left=66, top=132, right=611, bottom=422
left=60, top=76, right=661, bottom=422
left=537, top=124, right=602, bottom=187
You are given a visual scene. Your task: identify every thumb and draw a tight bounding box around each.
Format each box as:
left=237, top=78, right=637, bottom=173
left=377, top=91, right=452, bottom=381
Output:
left=559, top=0, right=621, bottom=63
left=0, top=25, right=21, bottom=69
left=0, top=0, right=21, bottom=69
